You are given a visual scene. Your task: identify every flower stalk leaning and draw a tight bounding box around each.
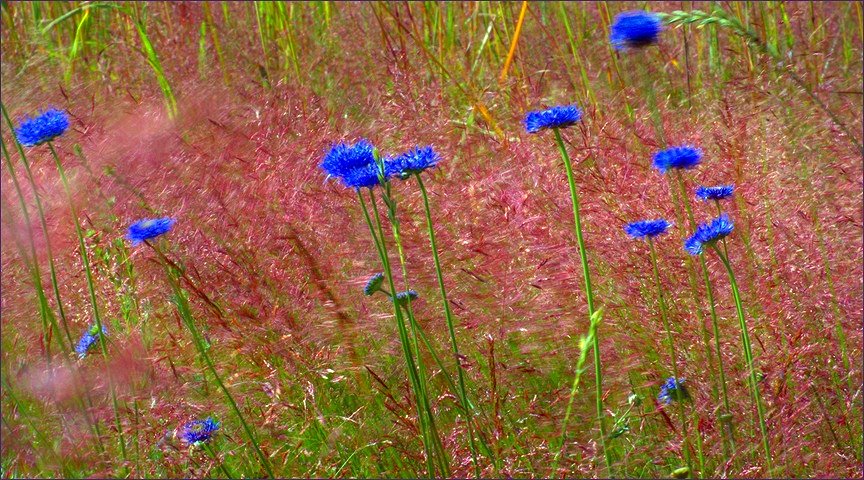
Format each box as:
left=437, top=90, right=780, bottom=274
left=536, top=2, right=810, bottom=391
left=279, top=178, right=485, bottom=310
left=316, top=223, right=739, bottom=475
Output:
left=13, top=107, right=128, bottom=468
left=524, top=105, right=612, bottom=474
left=685, top=214, right=773, bottom=472
left=320, top=140, right=450, bottom=477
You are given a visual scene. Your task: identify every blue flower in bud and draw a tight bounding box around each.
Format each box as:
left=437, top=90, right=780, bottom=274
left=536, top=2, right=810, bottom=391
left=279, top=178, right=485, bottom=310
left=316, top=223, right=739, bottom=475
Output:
left=364, top=273, right=385, bottom=296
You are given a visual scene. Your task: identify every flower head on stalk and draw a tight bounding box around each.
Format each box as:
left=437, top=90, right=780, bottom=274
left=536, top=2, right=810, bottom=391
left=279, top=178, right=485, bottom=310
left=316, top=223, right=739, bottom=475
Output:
left=684, top=214, right=734, bottom=255
left=179, top=417, right=220, bottom=445
left=695, top=185, right=734, bottom=202
left=75, top=324, right=107, bottom=359
left=386, top=146, right=440, bottom=179
left=524, top=105, right=582, bottom=133
left=363, top=273, right=385, bottom=296
left=320, top=140, right=390, bottom=189
left=624, top=219, right=672, bottom=240
left=15, top=108, right=70, bottom=147
left=127, top=218, right=175, bottom=246
left=320, top=140, right=376, bottom=179
left=658, top=377, right=689, bottom=404
left=394, top=290, right=418, bottom=306
left=610, top=11, right=663, bottom=50
left=652, top=145, right=703, bottom=174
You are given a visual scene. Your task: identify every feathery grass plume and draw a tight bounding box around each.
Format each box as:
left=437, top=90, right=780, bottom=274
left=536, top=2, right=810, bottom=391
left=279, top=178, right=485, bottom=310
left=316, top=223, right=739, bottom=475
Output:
left=386, top=146, right=440, bottom=179
left=75, top=324, right=107, bottom=359
left=179, top=417, right=221, bottom=445
left=684, top=214, right=734, bottom=255
left=610, top=11, right=663, bottom=50
left=14, top=108, right=70, bottom=147
left=624, top=219, right=672, bottom=239
left=658, top=7, right=862, bottom=154
left=363, top=273, right=385, bottom=296
left=658, top=377, right=690, bottom=404
left=695, top=185, right=734, bottom=202
left=685, top=214, right=773, bottom=470
left=127, top=218, right=176, bottom=245
left=652, top=145, right=703, bottom=174
left=523, top=105, right=582, bottom=133
left=524, top=103, right=612, bottom=475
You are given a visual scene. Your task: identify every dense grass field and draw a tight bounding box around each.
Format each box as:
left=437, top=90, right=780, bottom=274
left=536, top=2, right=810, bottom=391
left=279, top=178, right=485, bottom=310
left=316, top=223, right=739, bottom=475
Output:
left=1, top=1, right=862, bottom=478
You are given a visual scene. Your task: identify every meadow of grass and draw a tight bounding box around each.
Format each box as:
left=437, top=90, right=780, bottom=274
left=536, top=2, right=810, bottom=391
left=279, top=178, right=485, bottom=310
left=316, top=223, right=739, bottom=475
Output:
left=0, top=1, right=862, bottom=478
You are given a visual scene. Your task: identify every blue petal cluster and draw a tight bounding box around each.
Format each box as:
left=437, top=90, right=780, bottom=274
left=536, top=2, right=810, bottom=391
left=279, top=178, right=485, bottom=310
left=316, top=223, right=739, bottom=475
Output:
left=610, top=11, right=663, bottom=50
left=364, top=273, right=385, bottom=296
left=320, top=140, right=388, bottom=189
left=179, top=417, right=220, bottom=445
left=127, top=218, right=176, bottom=246
left=684, top=214, right=734, bottom=255
left=652, top=145, right=703, bottom=174
left=524, top=105, right=583, bottom=133
left=695, top=185, right=734, bottom=202
left=624, top=219, right=672, bottom=239
left=75, top=324, right=106, bottom=359
left=658, top=377, right=689, bottom=404
left=386, top=146, right=440, bottom=179
left=394, top=290, right=418, bottom=305
left=15, top=108, right=70, bottom=147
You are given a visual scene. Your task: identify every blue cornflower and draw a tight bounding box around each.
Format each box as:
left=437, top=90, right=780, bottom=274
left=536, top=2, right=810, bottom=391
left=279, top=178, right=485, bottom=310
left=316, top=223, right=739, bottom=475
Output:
left=15, top=108, right=70, bottom=147
left=340, top=162, right=388, bottom=189
left=524, top=105, right=583, bottom=133
left=364, top=273, right=385, bottom=296
left=684, top=214, right=734, bottom=255
left=126, top=218, right=175, bottom=246
left=695, top=185, right=734, bottom=202
left=624, top=219, right=672, bottom=240
left=320, top=140, right=376, bottom=180
left=75, top=324, right=106, bottom=359
left=610, top=11, right=663, bottom=50
left=386, top=146, right=440, bottom=179
left=394, top=290, right=418, bottom=305
left=652, top=145, right=703, bottom=174
left=658, top=377, right=689, bottom=404
left=179, top=417, right=220, bottom=445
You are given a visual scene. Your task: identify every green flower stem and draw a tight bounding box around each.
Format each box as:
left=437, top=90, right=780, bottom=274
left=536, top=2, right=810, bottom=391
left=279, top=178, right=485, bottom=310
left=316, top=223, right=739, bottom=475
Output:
left=160, top=256, right=274, bottom=478
left=357, top=189, right=438, bottom=478
left=1, top=104, right=73, bottom=352
left=0, top=135, right=67, bottom=354
left=372, top=184, right=451, bottom=477
left=1, top=137, right=107, bottom=457
left=648, top=239, right=692, bottom=474
left=47, top=142, right=128, bottom=470
left=550, top=308, right=602, bottom=476
left=203, top=442, right=234, bottom=479
left=674, top=171, right=735, bottom=454
left=551, top=127, right=611, bottom=475
left=415, top=174, right=482, bottom=478
left=710, top=245, right=772, bottom=471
